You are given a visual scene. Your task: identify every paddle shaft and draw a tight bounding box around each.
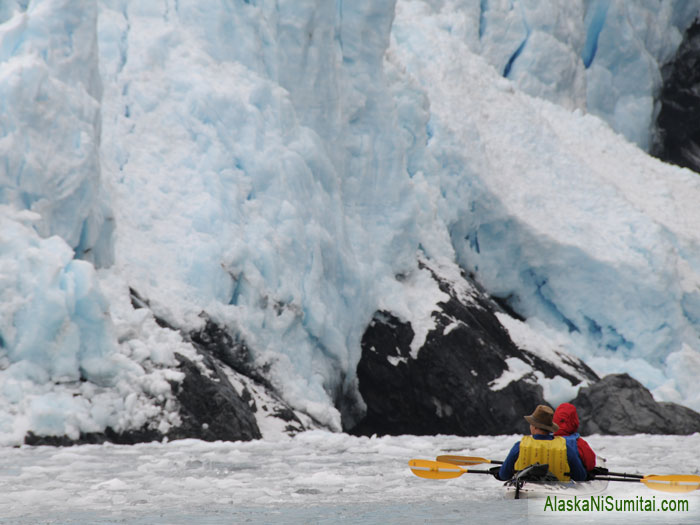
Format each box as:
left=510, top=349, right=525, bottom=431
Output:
left=599, top=471, right=644, bottom=479
left=436, top=457, right=672, bottom=483
left=436, top=455, right=503, bottom=466
left=440, top=457, right=647, bottom=480
left=594, top=476, right=645, bottom=483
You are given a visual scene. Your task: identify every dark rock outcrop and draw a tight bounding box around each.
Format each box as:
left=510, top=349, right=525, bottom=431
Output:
left=653, top=19, right=700, bottom=172
left=166, top=352, right=262, bottom=442
left=572, top=373, right=700, bottom=435
left=186, top=316, right=314, bottom=436
left=24, top=427, right=162, bottom=447
left=349, top=260, right=599, bottom=436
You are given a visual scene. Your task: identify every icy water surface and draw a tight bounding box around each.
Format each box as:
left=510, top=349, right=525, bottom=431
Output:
left=0, top=431, right=698, bottom=524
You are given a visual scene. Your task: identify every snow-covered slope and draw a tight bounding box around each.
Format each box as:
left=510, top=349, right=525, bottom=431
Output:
left=1, top=0, right=700, bottom=444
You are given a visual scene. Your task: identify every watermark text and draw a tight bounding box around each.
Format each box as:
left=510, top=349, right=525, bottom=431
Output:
left=543, top=495, right=690, bottom=513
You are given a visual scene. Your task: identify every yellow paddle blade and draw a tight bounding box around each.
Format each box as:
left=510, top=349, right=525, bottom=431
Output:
left=437, top=455, right=491, bottom=466
left=641, top=475, right=700, bottom=493
left=409, top=459, right=466, bottom=480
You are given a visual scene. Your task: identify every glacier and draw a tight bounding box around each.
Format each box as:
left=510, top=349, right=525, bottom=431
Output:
left=1, top=0, right=700, bottom=444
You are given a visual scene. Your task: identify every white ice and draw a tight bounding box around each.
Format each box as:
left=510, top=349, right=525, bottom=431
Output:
left=2, top=0, right=700, bottom=443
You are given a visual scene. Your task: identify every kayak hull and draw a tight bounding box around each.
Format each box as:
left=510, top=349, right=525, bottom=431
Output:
left=503, top=461, right=608, bottom=499
left=503, top=477, right=609, bottom=499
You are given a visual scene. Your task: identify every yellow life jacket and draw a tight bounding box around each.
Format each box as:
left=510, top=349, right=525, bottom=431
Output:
left=514, top=435, right=570, bottom=481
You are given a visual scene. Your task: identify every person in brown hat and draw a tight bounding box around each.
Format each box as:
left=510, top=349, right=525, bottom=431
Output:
left=494, top=405, right=587, bottom=481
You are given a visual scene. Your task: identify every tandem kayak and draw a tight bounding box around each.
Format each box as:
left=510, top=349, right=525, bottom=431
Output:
left=503, top=461, right=608, bottom=500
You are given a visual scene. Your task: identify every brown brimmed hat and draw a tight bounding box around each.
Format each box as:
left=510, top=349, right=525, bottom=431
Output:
left=524, top=405, right=559, bottom=433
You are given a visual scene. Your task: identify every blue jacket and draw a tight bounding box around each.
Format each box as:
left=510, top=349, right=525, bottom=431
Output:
left=498, top=434, right=587, bottom=481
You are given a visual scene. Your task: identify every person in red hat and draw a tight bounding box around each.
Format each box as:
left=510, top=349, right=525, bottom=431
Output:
left=553, top=402, right=597, bottom=472
left=496, top=405, right=587, bottom=481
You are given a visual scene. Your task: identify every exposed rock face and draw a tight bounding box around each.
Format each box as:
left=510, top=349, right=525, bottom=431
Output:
left=349, top=260, right=599, bottom=436
left=24, top=428, right=162, bottom=447
left=572, top=373, right=700, bottom=435
left=654, top=19, right=700, bottom=172
left=166, top=352, right=262, bottom=442
left=183, top=318, right=315, bottom=438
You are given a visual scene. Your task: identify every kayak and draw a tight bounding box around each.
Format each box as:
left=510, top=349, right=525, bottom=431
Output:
left=503, top=461, right=609, bottom=500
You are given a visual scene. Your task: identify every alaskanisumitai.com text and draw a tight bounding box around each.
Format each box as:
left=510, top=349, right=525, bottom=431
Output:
left=543, top=495, right=690, bottom=513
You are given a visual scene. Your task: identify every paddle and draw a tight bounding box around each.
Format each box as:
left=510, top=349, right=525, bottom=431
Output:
left=411, top=459, right=700, bottom=493
left=589, top=466, right=700, bottom=492
left=595, top=474, right=700, bottom=494
left=436, top=455, right=503, bottom=466
left=408, top=459, right=493, bottom=480
left=437, top=457, right=682, bottom=484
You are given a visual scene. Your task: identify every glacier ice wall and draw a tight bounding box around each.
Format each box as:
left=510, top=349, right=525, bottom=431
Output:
left=0, top=0, right=113, bottom=264
left=1, top=0, right=700, bottom=443
left=434, top=0, right=700, bottom=150
left=97, top=0, right=700, bottom=418
left=96, top=0, right=433, bottom=428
